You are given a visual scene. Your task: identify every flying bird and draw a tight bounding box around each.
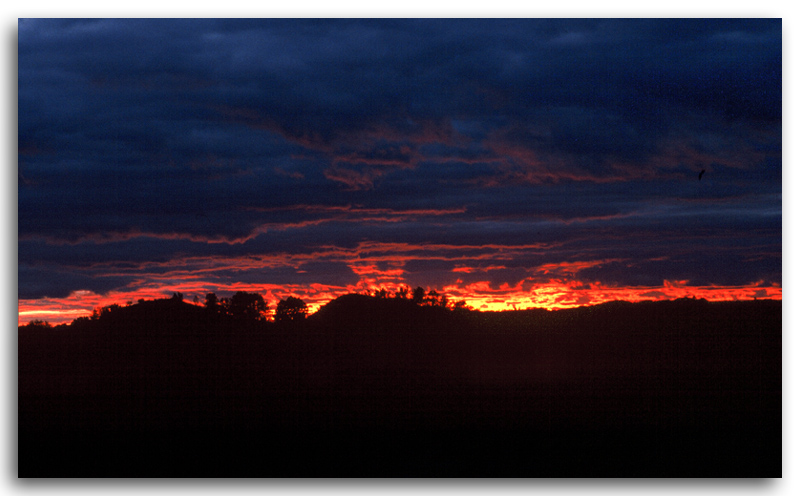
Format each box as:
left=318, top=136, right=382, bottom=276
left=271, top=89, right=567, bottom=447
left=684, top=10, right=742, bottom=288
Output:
left=698, top=169, right=706, bottom=181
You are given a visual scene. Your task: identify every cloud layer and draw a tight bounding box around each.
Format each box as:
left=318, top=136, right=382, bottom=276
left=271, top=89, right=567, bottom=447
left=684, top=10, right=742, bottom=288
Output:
left=18, top=19, right=781, bottom=322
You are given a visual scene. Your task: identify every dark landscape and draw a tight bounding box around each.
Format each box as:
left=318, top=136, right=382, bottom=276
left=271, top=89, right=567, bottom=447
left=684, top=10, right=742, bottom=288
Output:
left=18, top=293, right=781, bottom=477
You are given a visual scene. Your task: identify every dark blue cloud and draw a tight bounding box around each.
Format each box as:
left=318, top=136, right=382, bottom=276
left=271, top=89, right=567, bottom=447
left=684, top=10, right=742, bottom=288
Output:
left=18, top=18, right=781, bottom=301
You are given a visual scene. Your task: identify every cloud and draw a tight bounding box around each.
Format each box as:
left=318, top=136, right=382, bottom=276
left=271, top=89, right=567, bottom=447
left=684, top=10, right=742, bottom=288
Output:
left=18, top=19, right=781, bottom=315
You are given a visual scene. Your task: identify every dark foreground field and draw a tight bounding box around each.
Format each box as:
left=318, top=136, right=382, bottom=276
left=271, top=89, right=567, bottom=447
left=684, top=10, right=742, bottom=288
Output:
left=19, top=296, right=781, bottom=477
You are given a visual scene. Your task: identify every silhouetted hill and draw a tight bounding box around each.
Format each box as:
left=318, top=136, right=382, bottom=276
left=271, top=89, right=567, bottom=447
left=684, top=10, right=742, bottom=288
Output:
left=19, top=296, right=781, bottom=477
left=20, top=298, right=206, bottom=390
left=310, top=293, right=453, bottom=329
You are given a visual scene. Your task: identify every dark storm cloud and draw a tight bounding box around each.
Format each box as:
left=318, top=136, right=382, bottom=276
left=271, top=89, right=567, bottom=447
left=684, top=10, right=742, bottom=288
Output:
left=18, top=18, right=781, bottom=300
left=18, top=264, right=133, bottom=300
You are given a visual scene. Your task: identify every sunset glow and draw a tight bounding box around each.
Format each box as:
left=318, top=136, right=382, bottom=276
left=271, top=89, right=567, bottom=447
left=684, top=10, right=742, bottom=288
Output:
left=18, top=276, right=781, bottom=326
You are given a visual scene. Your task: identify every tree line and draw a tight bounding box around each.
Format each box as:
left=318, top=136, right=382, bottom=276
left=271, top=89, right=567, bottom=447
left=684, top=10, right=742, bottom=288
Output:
left=21, top=286, right=471, bottom=329
left=197, top=285, right=470, bottom=322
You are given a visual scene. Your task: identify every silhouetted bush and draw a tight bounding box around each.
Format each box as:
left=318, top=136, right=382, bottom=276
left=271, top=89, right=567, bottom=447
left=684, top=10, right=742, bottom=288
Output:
left=22, top=319, right=51, bottom=329
left=205, top=292, right=219, bottom=313
left=275, top=296, right=309, bottom=323
left=226, top=291, right=269, bottom=322
left=411, top=286, right=425, bottom=305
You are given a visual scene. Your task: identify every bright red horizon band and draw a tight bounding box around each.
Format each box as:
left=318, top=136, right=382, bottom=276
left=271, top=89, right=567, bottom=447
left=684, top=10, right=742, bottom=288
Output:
left=18, top=280, right=781, bottom=326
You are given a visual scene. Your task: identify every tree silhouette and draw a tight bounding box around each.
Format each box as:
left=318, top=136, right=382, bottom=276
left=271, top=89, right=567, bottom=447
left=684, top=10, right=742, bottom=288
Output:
left=451, top=300, right=471, bottom=312
left=218, top=297, right=231, bottom=315
left=275, top=296, right=309, bottom=323
left=91, top=303, right=121, bottom=320
left=412, top=286, right=426, bottom=305
left=423, top=289, right=449, bottom=307
left=23, top=319, right=51, bottom=329
left=205, top=292, right=219, bottom=313
left=227, top=291, right=268, bottom=322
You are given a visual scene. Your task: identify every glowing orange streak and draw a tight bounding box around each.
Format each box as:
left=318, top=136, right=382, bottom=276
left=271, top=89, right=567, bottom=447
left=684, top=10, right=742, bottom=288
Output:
left=452, top=265, right=508, bottom=273
left=442, top=279, right=782, bottom=312
left=535, top=259, right=621, bottom=275
left=348, top=263, right=405, bottom=277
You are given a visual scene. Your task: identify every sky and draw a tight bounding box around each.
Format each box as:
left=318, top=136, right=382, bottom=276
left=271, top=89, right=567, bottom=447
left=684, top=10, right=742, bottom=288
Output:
left=17, top=18, right=782, bottom=324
